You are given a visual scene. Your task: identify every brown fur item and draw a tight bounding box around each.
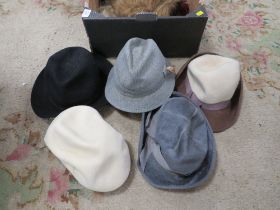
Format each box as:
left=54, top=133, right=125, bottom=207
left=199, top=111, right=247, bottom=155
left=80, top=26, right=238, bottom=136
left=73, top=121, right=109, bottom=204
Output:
left=98, top=5, right=117, bottom=17
left=154, top=0, right=182, bottom=16
left=111, top=0, right=181, bottom=17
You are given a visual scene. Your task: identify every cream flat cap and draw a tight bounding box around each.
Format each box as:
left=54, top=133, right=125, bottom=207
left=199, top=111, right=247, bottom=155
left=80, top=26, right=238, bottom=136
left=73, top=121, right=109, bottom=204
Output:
left=44, top=106, right=131, bottom=192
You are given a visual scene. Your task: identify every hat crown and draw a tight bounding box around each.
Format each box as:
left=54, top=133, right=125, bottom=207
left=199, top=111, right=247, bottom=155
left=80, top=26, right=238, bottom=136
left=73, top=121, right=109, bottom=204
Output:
left=187, top=54, right=240, bottom=104
left=113, top=38, right=167, bottom=97
left=147, top=97, right=208, bottom=175
left=45, top=47, right=104, bottom=107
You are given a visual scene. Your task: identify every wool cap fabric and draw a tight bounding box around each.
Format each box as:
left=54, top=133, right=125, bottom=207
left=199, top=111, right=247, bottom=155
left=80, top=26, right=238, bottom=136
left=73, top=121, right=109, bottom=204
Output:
left=31, top=47, right=112, bottom=118
left=44, top=106, right=131, bottom=192
left=176, top=53, right=243, bottom=133
left=105, top=38, right=175, bottom=113
left=137, top=92, right=216, bottom=190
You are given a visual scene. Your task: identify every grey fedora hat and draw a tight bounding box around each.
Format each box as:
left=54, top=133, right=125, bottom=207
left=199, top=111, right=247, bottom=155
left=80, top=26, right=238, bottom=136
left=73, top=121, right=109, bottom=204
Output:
left=105, top=38, right=175, bottom=113
left=137, top=92, right=216, bottom=190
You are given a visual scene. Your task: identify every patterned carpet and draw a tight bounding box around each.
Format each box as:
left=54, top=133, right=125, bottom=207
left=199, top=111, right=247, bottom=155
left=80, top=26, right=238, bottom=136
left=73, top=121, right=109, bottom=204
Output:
left=0, top=0, right=279, bottom=210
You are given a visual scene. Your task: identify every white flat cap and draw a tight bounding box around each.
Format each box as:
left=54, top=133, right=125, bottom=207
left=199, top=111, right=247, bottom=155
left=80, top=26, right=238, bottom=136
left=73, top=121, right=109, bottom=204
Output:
left=44, top=106, right=131, bottom=192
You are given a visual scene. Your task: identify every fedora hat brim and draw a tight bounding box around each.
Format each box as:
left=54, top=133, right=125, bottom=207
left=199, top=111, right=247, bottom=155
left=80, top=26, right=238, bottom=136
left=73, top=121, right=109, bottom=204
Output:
left=175, top=53, right=243, bottom=133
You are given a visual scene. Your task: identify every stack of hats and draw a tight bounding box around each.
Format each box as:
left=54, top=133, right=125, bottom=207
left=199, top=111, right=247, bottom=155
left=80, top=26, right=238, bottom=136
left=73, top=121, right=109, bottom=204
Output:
left=31, top=47, right=130, bottom=192
left=31, top=38, right=242, bottom=192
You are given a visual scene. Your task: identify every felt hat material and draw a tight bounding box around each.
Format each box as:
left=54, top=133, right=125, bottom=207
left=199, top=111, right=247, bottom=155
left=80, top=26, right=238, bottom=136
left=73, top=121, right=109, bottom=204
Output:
left=105, top=38, right=175, bottom=113
left=44, top=106, right=131, bottom=192
left=176, top=53, right=243, bottom=133
left=31, top=47, right=112, bottom=118
left=34, top=43, right=242, bottom=193
left=188, top=54, right=240, bottom=104
left=137, top=92, right=216, bottom=190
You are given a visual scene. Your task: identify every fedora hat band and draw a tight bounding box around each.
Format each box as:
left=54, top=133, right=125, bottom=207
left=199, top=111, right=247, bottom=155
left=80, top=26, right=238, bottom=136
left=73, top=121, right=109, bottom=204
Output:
left=139, top=136, right=204, bottom=177
left=185, top=76, right=231, bottom=111
left=139, top=137, right=171, bottom=172
left=140, top=108, right=205, bottom=176
left=140, top=112, right=172, bottom=173
left=114, top=75, right=165, bottom=98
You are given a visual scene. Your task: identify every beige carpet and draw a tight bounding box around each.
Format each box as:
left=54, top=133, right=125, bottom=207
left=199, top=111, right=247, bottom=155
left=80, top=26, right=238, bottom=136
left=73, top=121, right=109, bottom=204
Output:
left=0, top=0, right=280, bottom=209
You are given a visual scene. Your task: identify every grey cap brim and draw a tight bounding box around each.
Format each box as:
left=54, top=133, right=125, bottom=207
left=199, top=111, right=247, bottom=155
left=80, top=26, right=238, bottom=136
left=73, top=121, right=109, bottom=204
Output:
left=137, top=92, right=217, bottom=190
left=105, top=69, right=175, bottom=113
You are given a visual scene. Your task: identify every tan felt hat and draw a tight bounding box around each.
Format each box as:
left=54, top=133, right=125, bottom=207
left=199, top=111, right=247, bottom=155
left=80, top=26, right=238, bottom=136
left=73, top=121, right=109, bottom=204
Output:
left=176, top=53, right=243, bottom=133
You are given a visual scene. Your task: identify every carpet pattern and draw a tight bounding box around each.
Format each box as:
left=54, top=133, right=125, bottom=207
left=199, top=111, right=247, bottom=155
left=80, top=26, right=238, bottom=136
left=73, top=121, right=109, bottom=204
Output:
left=0, top=0, right=279, bottom=210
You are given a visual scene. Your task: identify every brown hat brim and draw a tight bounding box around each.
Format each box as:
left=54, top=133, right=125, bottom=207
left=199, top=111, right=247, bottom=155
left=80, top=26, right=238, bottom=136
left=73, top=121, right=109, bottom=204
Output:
left=175, top=53, right=243, bottom=133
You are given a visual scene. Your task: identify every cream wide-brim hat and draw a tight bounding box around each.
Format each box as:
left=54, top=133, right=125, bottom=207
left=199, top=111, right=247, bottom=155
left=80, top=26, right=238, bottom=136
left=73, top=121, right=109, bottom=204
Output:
left=44, top=106, right=131, bottom=192
left=176, top=53, right=243, bottom=133
left=187, top=54, right=240, bottom=104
